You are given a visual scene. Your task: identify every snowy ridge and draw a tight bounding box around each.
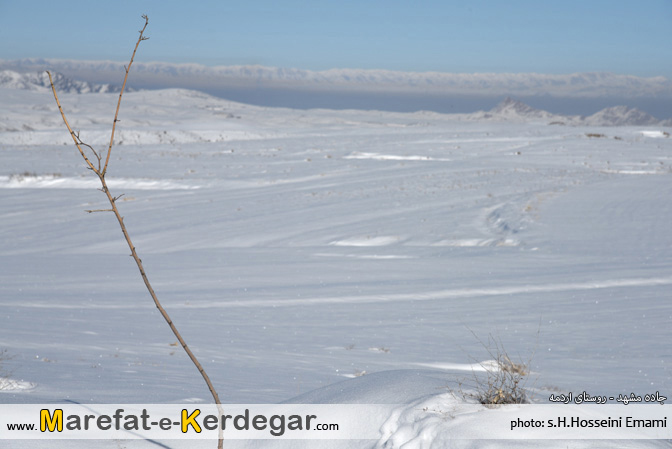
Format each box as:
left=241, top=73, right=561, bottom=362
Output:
left=0, top=69, right=127, bottom=93
left=2, top=58, right=672, bottom=97
left=582, top=105, right=662, bottom=126
left=466, top=97, right=671, bottom=126
left=489, top=97, right=555, bottom=118
left=469, top=97, right=562, bottom=122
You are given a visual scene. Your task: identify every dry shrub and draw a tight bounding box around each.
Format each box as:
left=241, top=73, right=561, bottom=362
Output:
left=456, top=331, right=536, bottom=407
left=475, top=339, right=529, bottom=406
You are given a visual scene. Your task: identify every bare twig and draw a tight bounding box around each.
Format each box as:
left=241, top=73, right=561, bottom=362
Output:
left=45, top=72, right=99, bottom=174
left=102, top=14, right=149, bottom=177
left=85, top=209, right=114, bottom=213
left=75, top=132, right=102, bottom=171
left=47, top=15, right=223, bottom=448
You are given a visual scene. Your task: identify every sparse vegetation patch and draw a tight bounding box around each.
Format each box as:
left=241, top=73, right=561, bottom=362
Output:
left=455, top=333, right=535, bottom=407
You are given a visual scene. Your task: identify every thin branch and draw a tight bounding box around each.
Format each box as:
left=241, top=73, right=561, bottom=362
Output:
left=99, top=176, right=223, bottom=408
left=102, top=14, right=149, bottom=177
left=47, top=16, right=223, bottom=448
left=46, top=71, right=100, bottom=175
left=74, top=132, right=102, bottom=171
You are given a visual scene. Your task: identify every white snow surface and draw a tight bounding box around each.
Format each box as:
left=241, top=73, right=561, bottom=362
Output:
left=1, top=87, right=671, bottom=448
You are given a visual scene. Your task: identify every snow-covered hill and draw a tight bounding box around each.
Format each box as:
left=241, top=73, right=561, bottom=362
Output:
left=465, top=97, right=670, bottom=127
left=582, top=105, right=662, bottom=126
left=468, top=97, right=568, bottom=123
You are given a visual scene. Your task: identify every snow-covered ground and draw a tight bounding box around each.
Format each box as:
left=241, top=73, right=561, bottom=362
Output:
left=0, top=87, right=671, bottom=448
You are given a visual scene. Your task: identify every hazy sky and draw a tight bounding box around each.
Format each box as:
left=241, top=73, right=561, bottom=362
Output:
left=1, top=0, right=671, bottom=77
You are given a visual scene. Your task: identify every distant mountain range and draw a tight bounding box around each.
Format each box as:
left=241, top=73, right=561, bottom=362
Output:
left=1, top=69, right=670, bottom=127
left=3, top=58, right=672, bottom=98
left=0, top=69, right=127, bottom=94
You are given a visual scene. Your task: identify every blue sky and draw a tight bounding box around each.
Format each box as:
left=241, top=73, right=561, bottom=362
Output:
left=1, top=0, right=671, bottom=77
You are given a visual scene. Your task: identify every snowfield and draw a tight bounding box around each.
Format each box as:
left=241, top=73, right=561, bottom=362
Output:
left=0, top=86, right=671, bottom=448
